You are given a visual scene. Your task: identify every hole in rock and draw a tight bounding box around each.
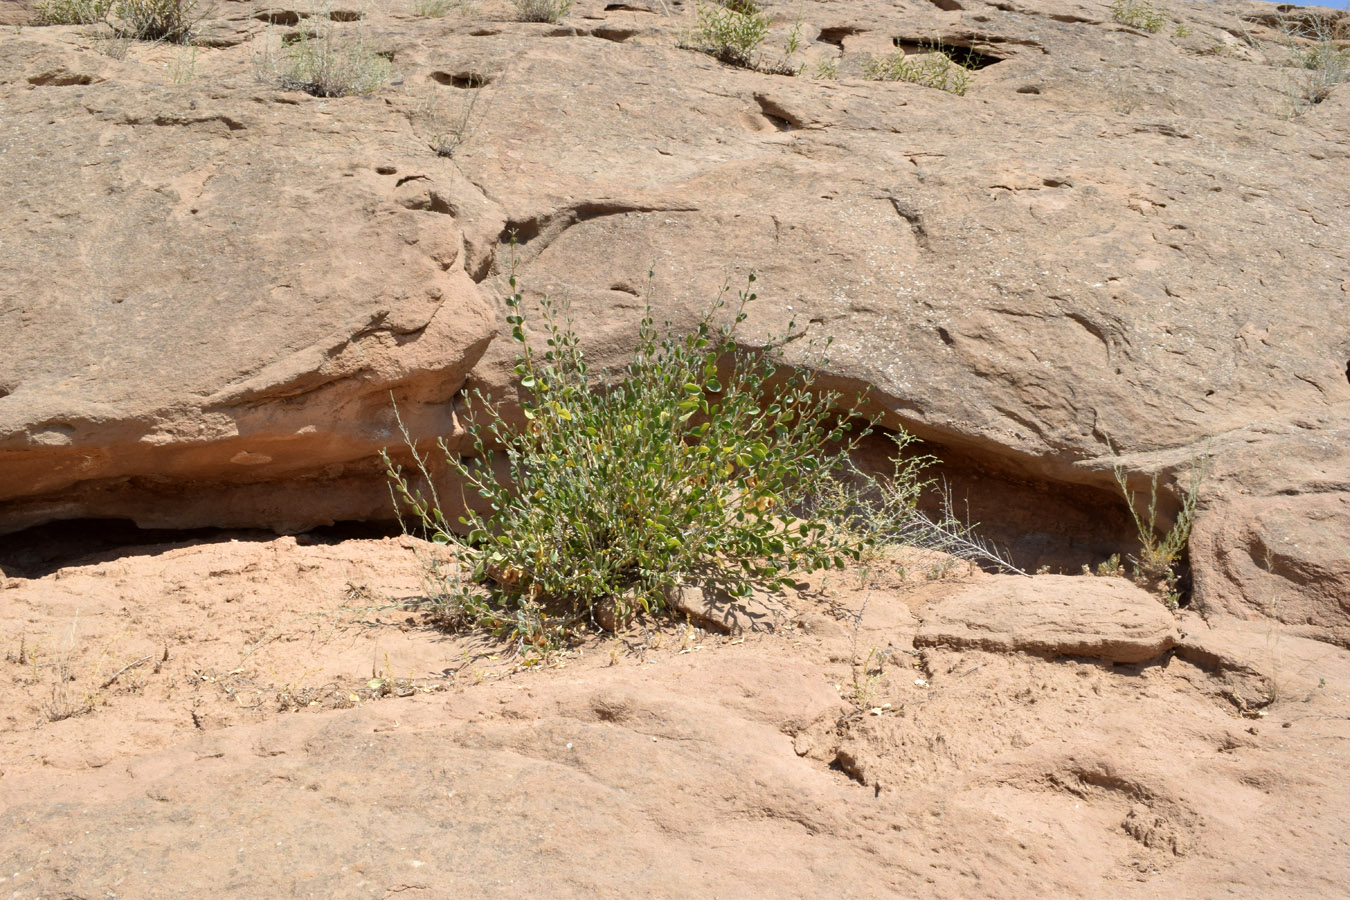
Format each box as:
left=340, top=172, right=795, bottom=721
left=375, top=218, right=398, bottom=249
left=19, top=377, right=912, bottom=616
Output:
left=0, top=385, right=10, bottom=400
left=893, top=38, right=1004, bottom=70
left=254, top=10, right=302, bottom=25
left=818, top=26, right=863, bottom=46
left=604, top=2, right=656, bottom=10
left=0, top=519, right=257, bottom=579
left=328, top=8, right=362, bottom=21
left=27, top=73, right=96, bottom=86
left=430, top=71, right=489, bottom=88
left=928, top=0, right=964, bottom=10
left=1016, top=84, right=1042, bottom=94
left=499, top=217, right=543, bottom=246
left=593, top=25, right=640, bottom=42
left=294, top=520, right=403, bottom=545
left=400, top=191, right=454, bottom=216
left=755, top=94, right=801, bottom=130
left=1345, top=360, right=1349, bottom=384
left=829, top=755, right=867, bottom=785
left=846, top=429, right=1140, bottom=577
left=0, top=518, right=402, bottom=580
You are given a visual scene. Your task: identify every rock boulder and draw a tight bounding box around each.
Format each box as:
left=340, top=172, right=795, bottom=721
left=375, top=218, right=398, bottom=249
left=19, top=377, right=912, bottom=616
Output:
left=915, top=574, right=1179, bottom=662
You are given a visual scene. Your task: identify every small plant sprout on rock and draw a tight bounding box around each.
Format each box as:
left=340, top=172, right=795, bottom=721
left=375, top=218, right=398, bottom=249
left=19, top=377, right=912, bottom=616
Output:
left=386, top=274, right=897, bottom=649
left=862, top=45, right=974, bottom=95
left=113, top=0, right=204, bottom=41
left=35, top=0, right=205, bottom=41
left=1111, top=0, right=1168, bottom=34
left=417, top=74, right=487, bottom=157
left=412, top=0, right=458, bottom=17
left=1282, top=16, right=1350, bottom=111
left=267, top=20, right=393, bottom=98
left=1112, top=457, right=1206, bottom=609
left=685, top=0, right=770, bottom=70
left=512, top=0, right=570, bottom=24
left=34, top=0, right=112, bottom=25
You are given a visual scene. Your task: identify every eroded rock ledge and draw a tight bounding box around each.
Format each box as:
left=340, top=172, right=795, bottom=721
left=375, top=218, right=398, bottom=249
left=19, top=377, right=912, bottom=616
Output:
left=1, top=0, right=1347, bottom=633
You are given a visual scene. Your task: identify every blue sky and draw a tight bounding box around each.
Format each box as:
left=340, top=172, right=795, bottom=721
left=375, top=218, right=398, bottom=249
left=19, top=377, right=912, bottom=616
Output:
left=1249, top=0, right=1350, bottom=8
left=1265, top=0, right=1350, bottom=8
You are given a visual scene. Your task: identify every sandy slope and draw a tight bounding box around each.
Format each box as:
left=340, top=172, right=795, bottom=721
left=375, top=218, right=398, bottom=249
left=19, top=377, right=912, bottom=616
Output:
left=2, top=535, right=1346, bottom=898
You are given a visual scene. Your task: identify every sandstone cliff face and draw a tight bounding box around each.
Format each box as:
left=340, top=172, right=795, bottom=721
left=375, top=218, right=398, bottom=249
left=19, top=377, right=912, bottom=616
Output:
left=1, top=27, right=497, bottom=531
left=1, top=0, right=1347, bottom=630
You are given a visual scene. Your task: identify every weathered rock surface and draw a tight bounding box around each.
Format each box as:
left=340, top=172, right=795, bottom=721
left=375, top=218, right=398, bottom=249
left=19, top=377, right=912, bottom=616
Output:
left=1, top=2, right=1348, bottom=627
left=0, top=1, right=33, bottom=27
left=1195, top=493, right=1350, bottom=641
left=915, top=573, right=1179, bottom=662
left=665, top=582, right=790, bottom=634
left=0, top=26, right=497, bottom=532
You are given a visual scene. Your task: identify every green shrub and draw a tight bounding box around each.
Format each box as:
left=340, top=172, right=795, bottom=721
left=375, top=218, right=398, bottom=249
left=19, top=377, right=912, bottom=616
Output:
left=273, top=24, right=392, bottom=97
left=812, top=57, right=839, bottom=80
left=1111, top=0, right=1167, bottom=34
left=411, top=0, right=457, bottom=16
left=512, top=0, right=570, bottom=23
left=688, top=1, right=769, bottom=69
left=386, top=275, right=893, bottom=646
left=114, top=0, right=202, bottom=42
left=34, top=0, right=112, bottom=25
left=34, top=0, right=202, bottom=40
left=862, top=48, right=973, bottom=95
left=1287, top=20, right=1350, bottom=108
left=1112, top=460, right=1204, bottom=608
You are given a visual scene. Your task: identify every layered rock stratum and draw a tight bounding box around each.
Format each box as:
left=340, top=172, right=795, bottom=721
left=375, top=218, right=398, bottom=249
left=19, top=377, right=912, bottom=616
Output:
left=3, top=0, right=1346, bottom=634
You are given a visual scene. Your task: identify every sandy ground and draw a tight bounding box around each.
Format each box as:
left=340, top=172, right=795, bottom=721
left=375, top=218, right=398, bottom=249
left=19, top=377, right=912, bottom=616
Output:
left=1, top=534, right=1346, bottom=898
